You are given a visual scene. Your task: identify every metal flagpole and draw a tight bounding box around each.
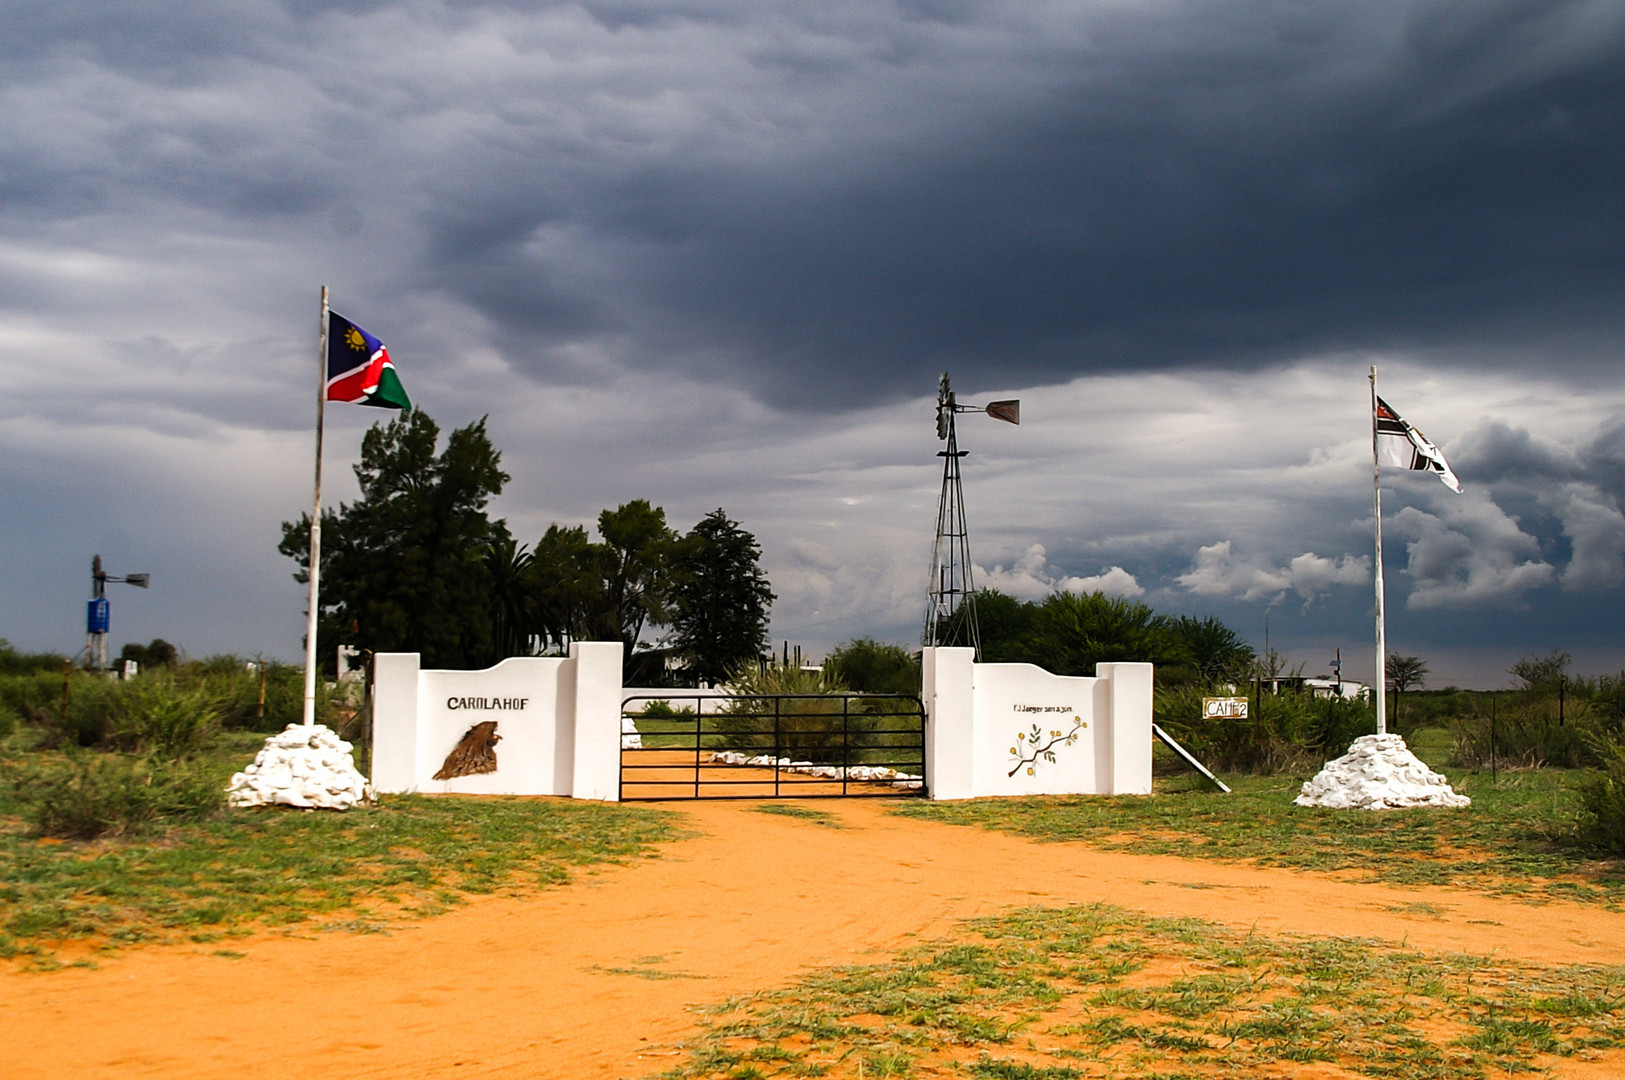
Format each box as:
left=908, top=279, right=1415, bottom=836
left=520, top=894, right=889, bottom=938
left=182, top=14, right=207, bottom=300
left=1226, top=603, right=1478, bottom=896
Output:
left=1370, top=365, right=1387, bottom=736
left=302, top=286, right=330, bottom=728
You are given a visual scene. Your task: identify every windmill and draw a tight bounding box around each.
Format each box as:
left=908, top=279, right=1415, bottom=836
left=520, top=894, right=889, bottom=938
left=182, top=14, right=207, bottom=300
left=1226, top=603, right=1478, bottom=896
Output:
left=923, top=372, right=1019, bottom=655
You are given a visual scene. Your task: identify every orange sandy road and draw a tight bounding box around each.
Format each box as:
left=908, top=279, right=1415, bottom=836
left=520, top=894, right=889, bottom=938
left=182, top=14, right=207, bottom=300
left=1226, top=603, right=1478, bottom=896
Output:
left=4, top=798, right=1624, bottom=1080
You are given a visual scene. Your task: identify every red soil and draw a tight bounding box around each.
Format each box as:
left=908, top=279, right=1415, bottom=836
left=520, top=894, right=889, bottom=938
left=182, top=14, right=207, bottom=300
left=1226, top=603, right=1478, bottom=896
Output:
left=3, top=798, right=1622, bottom=1079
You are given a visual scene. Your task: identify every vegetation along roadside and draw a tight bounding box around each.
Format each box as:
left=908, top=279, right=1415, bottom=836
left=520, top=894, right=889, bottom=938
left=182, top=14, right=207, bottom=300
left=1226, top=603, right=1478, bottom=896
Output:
left=663, top=902, right=1625, bottom=1080
left=895, top=761, right=1625, bottom=908
left=0, top=731, right=681, bottom=969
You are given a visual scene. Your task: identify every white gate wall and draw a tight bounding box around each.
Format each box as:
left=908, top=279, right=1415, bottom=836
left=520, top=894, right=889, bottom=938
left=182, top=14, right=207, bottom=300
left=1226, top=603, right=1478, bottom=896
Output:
left=372, top=642, right=1152, bottom=801
left=922, top=647, right=1152, bottom=799
left=372, top=641, right=622, bottom=799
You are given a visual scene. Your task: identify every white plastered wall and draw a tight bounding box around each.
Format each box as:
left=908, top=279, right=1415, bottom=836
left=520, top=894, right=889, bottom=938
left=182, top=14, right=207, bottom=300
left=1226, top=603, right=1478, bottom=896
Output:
left=922, top=647, right=1153, bottom=799
left=371, top=641, right=624, bottom=800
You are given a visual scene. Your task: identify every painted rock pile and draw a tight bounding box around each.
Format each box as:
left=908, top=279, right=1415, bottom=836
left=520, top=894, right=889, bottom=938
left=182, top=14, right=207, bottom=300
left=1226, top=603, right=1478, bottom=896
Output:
left=227, top=724, right=372, bottom=810
left=709, top=750, right=922, bottom=788
left=1294, top=733, right=1470, bottom=810
left=621, top=716, right=642, bottom=750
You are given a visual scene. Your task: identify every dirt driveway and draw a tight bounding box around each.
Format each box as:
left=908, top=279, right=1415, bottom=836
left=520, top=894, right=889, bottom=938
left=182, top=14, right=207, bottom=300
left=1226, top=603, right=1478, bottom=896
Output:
left=5, top=798, right=1623, bottom=1079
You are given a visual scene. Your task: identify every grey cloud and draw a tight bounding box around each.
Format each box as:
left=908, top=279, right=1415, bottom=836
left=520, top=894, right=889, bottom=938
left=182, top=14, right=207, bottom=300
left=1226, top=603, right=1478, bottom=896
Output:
left=1393, top=494, right=1556, bottom=607
left=1547, top=484, right=1625, bottom=591
left=6, top=2, right=1622, bottom=409
left=1450, top=418, right=1582, bottom=482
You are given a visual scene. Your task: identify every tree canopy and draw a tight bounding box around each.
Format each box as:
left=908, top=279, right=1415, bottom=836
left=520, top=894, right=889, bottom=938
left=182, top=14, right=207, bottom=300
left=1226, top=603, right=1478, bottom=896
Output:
left=968, top=588, right=1254, bottom=684
left=279, top=410, right=509, bottom=670
left=668, top=509, right=775, bottom=686
left=825, top=638, right=920, bottom=695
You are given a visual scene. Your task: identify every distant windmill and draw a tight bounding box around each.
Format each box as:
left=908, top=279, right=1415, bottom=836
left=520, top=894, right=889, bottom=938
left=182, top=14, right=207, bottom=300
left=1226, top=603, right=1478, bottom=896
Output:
left=86, top=554, right=149, bottom=671
left=923, top=372, right=1019, bottom=655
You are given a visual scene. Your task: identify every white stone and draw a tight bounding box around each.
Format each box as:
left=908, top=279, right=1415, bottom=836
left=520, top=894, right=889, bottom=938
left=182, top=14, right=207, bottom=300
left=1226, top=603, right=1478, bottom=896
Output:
left=227, top=724, right=373, bottom=811
left=621, top=715, right=642, bottom=750
left=1294, top=733, right=1470, bottom=810
left=707, top=749, right=922, bottom=787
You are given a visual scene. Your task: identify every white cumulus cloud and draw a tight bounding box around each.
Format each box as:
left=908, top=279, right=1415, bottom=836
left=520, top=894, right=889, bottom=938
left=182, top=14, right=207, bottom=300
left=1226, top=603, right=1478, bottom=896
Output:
left=976, top=544, right=1144, bottom=600
left=1177, top=541, right=1369, bottom=606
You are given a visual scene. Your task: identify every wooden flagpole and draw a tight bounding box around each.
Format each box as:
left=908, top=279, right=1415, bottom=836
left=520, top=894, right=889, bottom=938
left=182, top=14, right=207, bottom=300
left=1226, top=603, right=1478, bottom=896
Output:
left=302, top=286, right=329, bottom=728
left=1370, top=365, right=1387, bottom=736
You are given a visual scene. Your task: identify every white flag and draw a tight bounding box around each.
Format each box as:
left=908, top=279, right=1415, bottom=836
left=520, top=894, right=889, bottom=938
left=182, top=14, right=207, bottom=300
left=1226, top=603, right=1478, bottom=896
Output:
left=1376, top=396, right=1462, bottom=492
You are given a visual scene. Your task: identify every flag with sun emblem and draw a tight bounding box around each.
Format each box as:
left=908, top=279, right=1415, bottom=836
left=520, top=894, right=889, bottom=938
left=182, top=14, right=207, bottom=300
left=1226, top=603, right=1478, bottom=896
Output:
left=326, top=312, right=411, bottom=410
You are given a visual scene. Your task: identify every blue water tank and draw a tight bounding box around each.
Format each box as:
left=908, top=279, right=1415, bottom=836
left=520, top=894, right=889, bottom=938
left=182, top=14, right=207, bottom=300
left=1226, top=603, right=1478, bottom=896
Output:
left=87, top=598, right=110, bottom=634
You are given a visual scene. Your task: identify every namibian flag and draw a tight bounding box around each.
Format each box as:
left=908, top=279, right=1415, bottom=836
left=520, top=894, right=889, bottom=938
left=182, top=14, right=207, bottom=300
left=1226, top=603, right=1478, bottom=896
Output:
left=326, top=312, right=411, bottom=410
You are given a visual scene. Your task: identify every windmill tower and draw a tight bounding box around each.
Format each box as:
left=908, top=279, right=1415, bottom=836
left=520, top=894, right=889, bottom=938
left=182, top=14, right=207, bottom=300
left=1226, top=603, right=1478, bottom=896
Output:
left=923, top=373, right=1019, bottom=655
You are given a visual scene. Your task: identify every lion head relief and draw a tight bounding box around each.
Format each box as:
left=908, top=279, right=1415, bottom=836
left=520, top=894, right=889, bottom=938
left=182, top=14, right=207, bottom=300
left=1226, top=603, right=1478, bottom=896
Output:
left=434, top=720, right=502, bottom=780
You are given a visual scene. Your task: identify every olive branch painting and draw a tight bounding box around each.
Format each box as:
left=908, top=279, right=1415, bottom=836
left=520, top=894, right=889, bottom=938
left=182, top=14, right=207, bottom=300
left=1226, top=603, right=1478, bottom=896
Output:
left=1008, top=717, right=1085, bottom=777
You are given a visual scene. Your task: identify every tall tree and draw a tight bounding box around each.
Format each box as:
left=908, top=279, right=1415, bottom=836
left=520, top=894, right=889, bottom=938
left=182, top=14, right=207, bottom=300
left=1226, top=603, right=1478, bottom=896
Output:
left=1027, top=591, right=1191, bottom=677
left=596, top=500, right=678, bottom=655
left=826, top=638, right=919, bottom=695
left=669, top=509, right=775, bottom=685
left=279, top=411, right=508, bottom=670
left=1171, top=615, right=1258, bottom=685
left=526, top=523, right=606, bottom=652
left=485, top=536, right=535, bottom=663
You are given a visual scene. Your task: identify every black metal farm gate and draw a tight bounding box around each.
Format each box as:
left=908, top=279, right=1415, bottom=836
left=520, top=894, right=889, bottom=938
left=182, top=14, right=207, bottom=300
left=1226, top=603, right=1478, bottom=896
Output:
left=619, top=693, right=928, bottom=800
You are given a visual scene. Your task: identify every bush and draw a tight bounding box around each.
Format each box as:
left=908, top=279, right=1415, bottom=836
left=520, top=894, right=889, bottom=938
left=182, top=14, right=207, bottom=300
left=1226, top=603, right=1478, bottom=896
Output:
left=826, top=639, right=920, bottom=695
left=1449, top=693, right=1604, bottom=770
left=1153, top=685, right=1376, bottom=773
left=638, top=699, right=695, bottom=720
left=108, top=673, right=221, bottom=756
left=0, top=671, right=124, bottom=748
left=204, top=659, right=314, bottom=731
left=0, top=639, right=67, bottom=676
left=1, top=752, right=223, bottom=839
left=1577, top=733, right=1625, bottom=853
left=716, top=662, right=857, bottom=763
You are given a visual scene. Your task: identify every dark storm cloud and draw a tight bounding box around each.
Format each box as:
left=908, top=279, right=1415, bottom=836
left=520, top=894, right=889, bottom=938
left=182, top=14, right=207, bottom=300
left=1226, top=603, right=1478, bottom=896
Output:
left=6, top=2, right=1620, bottom=408
left=398, top=0, right=1625, bottom=407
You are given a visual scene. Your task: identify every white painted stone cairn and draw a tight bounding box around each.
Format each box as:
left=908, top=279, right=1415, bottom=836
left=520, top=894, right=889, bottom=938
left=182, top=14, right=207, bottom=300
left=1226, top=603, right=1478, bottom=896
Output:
left=709, top=750, right=922, bottom=788
left=1294, top=733, right=1470, bottom=810
left=227, top=724, right=372, bottom=810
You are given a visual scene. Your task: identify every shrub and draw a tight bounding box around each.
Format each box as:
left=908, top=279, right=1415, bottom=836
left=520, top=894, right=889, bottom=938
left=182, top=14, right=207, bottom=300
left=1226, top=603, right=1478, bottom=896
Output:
left=1, top=752, right=223, bottom=839
left=0, top=640, right=67, bottom=675
left=1153, top=685, right=1376, bottom=773
left=205, top=659, right=313, bottom=731
left=0, top=671, right=124, bottom=748
left=1576, top=733, right=1625, bottom=853
left=716, top=662, right=857, bottom=763
left=638, top=699, right=695, bottom=720
left=109, top=673, right=221, bottom=756
left=826, top=639, right=920, bottom=695
left=1450, top=694, right=1600, bottom=770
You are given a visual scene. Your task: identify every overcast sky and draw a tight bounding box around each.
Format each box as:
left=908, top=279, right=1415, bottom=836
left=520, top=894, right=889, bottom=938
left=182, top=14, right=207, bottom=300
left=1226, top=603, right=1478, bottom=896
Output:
left=3, top=0, right=1623, bottom=688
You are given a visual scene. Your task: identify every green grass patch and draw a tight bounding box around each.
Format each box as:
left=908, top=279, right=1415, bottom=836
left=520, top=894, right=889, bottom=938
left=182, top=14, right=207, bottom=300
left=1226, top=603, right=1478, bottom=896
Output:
left=0, top=733, right=682, bottom=966
left=664, top=903, right=1625, bottom=1080
left=893, top=765, right=1625, bottom=908
left=748, top=804, right=845, bottom=827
